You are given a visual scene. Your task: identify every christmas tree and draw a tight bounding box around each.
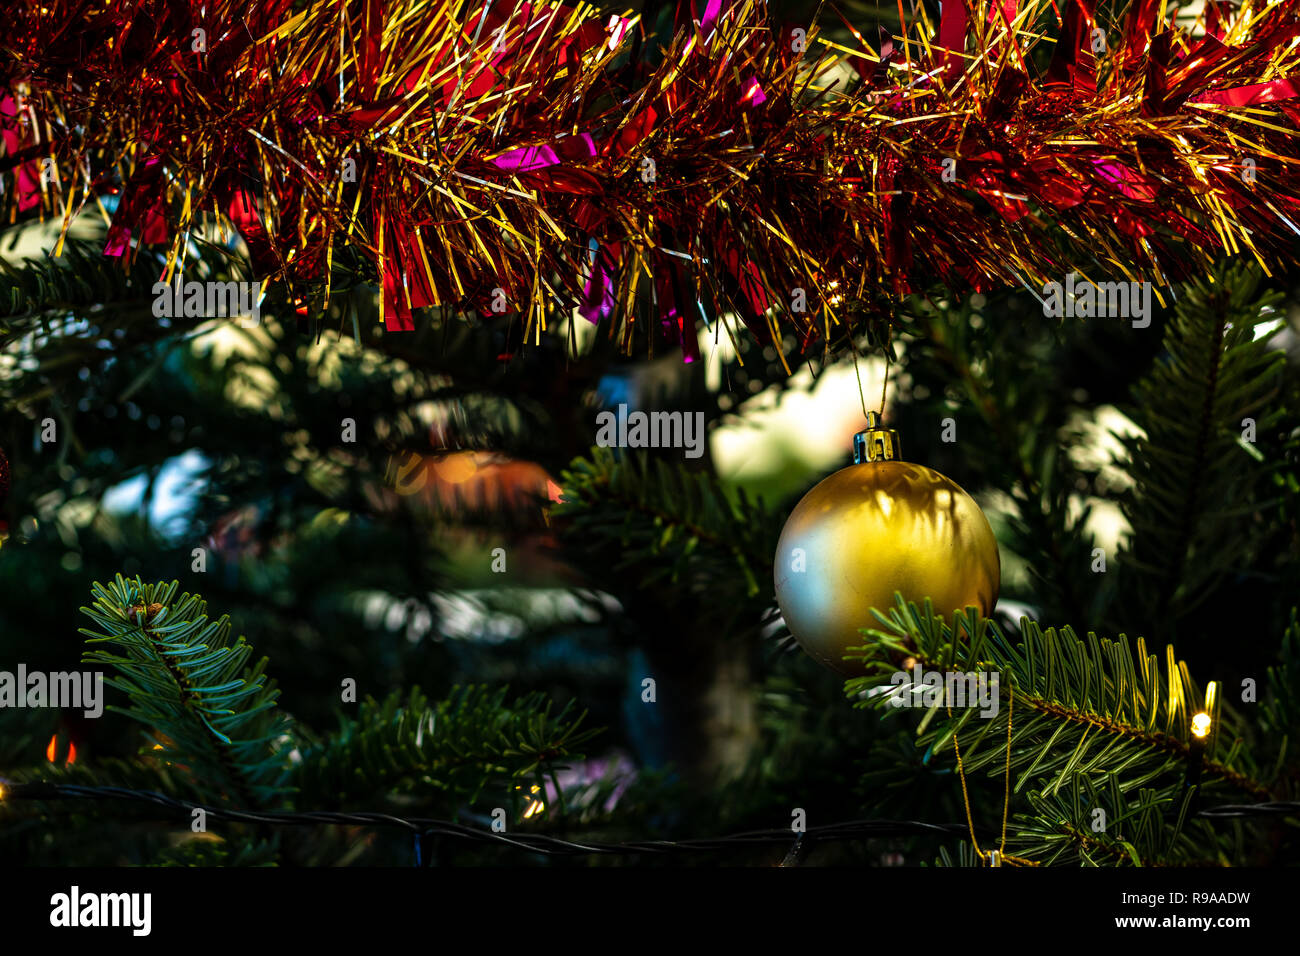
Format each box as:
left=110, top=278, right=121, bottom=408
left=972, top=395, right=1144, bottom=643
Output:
left=1, top=0, right=1298, bottom=889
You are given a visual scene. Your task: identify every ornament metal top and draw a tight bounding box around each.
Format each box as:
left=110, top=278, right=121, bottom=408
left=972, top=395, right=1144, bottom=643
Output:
left=774, top=413, right=1001, bottom=675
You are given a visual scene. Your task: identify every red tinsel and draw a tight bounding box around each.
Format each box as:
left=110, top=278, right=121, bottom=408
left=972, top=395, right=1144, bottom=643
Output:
left=1, top=0, right=1299, bottom=357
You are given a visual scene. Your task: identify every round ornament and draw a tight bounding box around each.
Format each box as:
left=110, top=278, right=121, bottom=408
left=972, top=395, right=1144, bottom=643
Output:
left=774, top=414, right=1000, bottom=674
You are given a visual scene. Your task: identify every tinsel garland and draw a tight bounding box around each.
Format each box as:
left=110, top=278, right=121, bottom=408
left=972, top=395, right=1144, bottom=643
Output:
left=1, top=0, right=1298, bottom=357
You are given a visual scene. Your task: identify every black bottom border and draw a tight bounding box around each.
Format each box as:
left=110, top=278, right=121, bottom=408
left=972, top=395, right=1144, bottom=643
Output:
left=2, top=865, right=1286, bottom=943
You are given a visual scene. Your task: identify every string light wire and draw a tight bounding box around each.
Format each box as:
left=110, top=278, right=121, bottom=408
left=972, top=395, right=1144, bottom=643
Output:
left=1, top=782, right=1291, bottom=859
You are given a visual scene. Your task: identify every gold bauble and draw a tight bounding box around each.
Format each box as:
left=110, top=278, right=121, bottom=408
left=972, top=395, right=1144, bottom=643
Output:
left=773, top=416, right=1000, bottom=675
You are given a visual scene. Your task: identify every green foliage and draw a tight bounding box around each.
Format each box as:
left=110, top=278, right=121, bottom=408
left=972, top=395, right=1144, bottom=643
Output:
left=0, top=576, right=606, bottom=864
left=0, top=753, right=216, bottom=865
left=78, top=575, right=295, bottom=807
left=554, top=446, right=782, bottom=622
left=294, top=685, right=599, bottom=813
left=0, top=238, right=158, bottom=322
left=4, top=753, right=210, bottom=802
left=1115, top=263, right=1288, bottom=637
left=843, top=596, right=1273, bottom=864
left=934, top=842, right=984, bottom=867
left=1259, top=609, right=1300, bottom=769
left=1013, top=781, right=1208, bottom=867
left=895, top=290, right=1123, bottom=627
left=149, top=837, right=280, bottom=867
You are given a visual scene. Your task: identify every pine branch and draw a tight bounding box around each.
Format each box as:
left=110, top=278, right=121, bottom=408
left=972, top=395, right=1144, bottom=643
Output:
left=853, top=599, right=1269, bottom=798
left=77, top=575, right=294, bottom=808
left=0, top=238, right=157, bottom=322
left=552, top=446, right=782, bottom=620
left=1116, top=263, right=1287, bottom=633
left=843, top=598, right=1278, bottom=863
left=293, top=686, right=600, bottom=812
left=0, top=754, right=213, bottom=827
left=906, top=294, right=1098, bottom=625
left=0, top=752, right=262, bottom=865
left=1011, top=782, right=1220, bottom=867
left=1258, top=609, right=1300, bottom=791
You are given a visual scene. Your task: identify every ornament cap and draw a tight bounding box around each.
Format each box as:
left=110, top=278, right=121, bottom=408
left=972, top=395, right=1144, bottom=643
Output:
left=854, top=412, right=902, bottom=463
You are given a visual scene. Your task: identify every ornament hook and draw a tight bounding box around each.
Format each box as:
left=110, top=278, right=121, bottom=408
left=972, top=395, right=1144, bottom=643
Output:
left=854, top=412, right=902, bottom=463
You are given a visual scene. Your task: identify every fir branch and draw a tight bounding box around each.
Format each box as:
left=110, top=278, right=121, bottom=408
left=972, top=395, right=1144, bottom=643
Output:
left=844, top=598, right=1277, bottom=862
left=1258, top=609, right=1300, bottom=792
left=0, top=238, right=158, bottom=322
left=552, top=447, right=782, bottom=619
left=0, top=754, right=214, bottom=838
left=77, top=575, right=294, bottom=808
left=1011, top=782, right=1223, bottom=867
left=293, top=686, right=599, bottom=811
left=1116, top=263, right=1287, bottom=632
left=914, top=299, right=1093, bottom=624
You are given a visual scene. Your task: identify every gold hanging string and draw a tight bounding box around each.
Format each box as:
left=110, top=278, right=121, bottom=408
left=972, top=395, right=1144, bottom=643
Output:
left=879, top=317, right=892, bottom=416
left=948, top=682, right=1038, bottom=866
left=999, top=687, right=1014, bottom=859
left=948, top=703, right=984, bottom=859
left=850, top=344, right=870, bottom=420
left=850, top=317, right=893, bottom=422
